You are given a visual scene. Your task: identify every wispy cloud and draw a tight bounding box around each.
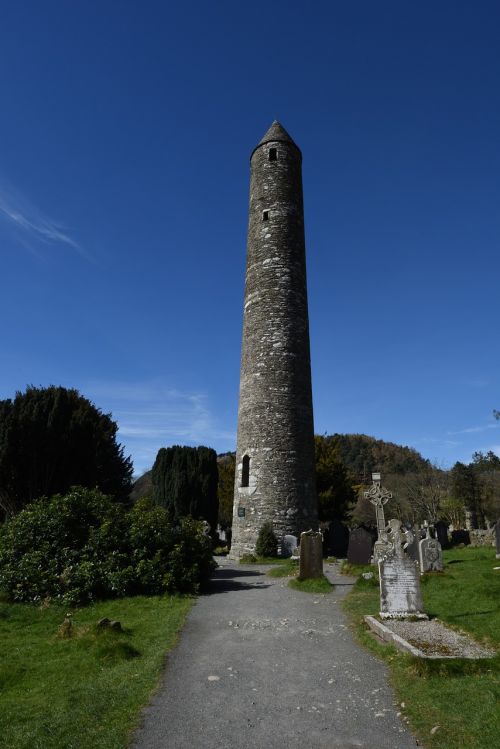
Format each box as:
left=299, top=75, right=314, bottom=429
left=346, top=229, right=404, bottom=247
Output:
left=83, top=380, right=236, bottom=476
left=447, top=423, right=499, bottom=436
left=461, top=377, right=490, bottom=389
left=0, top=181, right=92, bottom=261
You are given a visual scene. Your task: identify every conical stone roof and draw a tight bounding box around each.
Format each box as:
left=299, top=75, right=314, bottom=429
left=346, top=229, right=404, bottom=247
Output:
left=251, top=121, right=301, bottom=158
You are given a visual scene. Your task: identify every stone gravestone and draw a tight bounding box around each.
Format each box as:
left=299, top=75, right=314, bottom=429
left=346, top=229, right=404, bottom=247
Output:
left=282, top=534, right=298, bottom=558
left=373, top=529, right=392, bottom=563
left=378, top=519, right=426, bottom=619
left=298, top=530, right=323, bottom=579
left=403, top=524, right=421, bottom=562
left=451, top=529, right=471, bottom=546
left=419, top=530, right=443, bottom=572
left=347, top=527, right=374, bottom=565
left=435, top=520, right=450, bottom=549
left=328, top=522, right=349, bottom=557
left=495, top=519, right=500, bottom=560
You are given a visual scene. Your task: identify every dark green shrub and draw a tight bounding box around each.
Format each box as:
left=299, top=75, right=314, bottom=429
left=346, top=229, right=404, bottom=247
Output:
left=255, top=521, right=278, bottom=557
left=0, top=488, right=216, bottom=604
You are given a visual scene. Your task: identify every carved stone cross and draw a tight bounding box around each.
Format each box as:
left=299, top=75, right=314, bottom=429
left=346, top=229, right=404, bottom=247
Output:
left=364, top=481, right=392, bottom=535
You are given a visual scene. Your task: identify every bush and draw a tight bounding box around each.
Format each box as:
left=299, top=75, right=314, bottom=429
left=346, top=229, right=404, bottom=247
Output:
left=0, top=488, right=216, bottom=604
left=255, top=521, right=278, bottom=558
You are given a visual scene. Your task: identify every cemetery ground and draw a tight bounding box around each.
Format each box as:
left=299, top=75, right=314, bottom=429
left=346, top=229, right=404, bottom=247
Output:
left=343, top=546, right=500, bottom=749
left=0, top=594, right=193, bottom=749
left=0, top=547, right=498, bottom=749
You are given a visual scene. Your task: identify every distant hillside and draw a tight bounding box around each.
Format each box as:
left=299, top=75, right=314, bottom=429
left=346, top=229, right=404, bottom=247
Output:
left=130, top=470, right=152, bottom=502
left=323, top=434, right=431, bottom=480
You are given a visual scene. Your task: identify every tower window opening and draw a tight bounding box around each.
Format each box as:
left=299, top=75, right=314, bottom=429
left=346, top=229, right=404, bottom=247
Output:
left=241, top=455, right=250, bottom=487
left=269, top=148, right=277, bottom=161
left=262, top=210, right=269, bottom=221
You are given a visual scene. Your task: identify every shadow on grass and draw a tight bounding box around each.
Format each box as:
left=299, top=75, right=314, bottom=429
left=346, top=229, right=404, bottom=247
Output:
left=445, top=609, right=499, bottom=619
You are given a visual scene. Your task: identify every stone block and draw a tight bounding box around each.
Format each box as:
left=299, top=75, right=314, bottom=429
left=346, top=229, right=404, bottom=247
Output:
left=298, top=530, right=323, bottom=579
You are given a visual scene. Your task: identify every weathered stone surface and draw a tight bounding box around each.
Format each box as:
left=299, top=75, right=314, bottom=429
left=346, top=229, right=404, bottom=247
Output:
left=373, top=530, right=392, bottom=564
left=230, top=122, right=318, bottom=558
left=281, top=534, right=298, bottom=558
left=298, top=530, right=323, bottom=579
left=379, top=556, right=425, bottom=619
left=419, top=535, right=443, bottom=572
left=347, top=527, right=373, bottom=565
left=469, top=528, right=495, bottom=547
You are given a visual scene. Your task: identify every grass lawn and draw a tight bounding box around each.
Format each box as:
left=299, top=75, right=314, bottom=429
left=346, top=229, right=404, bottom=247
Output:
left=267, top=559, right=299, bottom=577
left=342, top=546, right=500, bottom=749
left=239, top=554, right=293, bottom=565
left=288, top=575, right=334, bottom=594
left=0, top=595, right=193, bottom=749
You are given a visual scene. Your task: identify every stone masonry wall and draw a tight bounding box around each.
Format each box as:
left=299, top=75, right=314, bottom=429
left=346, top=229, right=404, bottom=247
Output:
left=230, top=124, right=318, bottom=558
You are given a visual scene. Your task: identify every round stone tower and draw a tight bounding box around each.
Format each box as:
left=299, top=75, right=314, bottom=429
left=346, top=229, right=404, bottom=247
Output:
left=230, top=121, right=318, bottom=558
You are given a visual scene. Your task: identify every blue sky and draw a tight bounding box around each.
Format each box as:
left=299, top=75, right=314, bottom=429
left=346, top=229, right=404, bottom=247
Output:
left=1, top=1, right=499, bottom=476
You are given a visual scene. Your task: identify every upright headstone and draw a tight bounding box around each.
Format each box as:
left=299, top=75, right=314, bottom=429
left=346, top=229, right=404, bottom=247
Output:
left=328, top=522, right=349, bottom=557
left=435, top=520, right=450, bottom=549
left=495, top=519, right=500, bottom=560
left=347, top=527, right=374, bottom=565
left=298, top=530, right=323, bottom=579
left=451, top=529, right=471, bottom=546
left=282, top=534, right=298, bottom=558
left=378, top=519, right=425, bottom=619
left=418, top=530, right=443, bottom=572
left=373, top=529, right=392, bottom=563
left=405, top=524, right=422, bottom=562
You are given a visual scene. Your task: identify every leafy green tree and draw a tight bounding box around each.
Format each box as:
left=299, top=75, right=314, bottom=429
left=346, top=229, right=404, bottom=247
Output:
left=217, top=454, right=235, bottom=531
left=471, top=451, right=500, bottom=522
left=0, top=386, right=133, bottom=518
left=315, top=436, right=356, bottom=522
left=450, top=461, right=483, bottom=528
left=152, top=445, right=218, bottom=530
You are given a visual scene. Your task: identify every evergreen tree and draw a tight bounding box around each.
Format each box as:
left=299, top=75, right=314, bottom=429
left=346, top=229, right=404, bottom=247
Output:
left=255, top=521, right=278, bottom=557
left=152, top=445, right=218, bottom=529
left=217, top=454, right=236, bottom=531
left=315, top=435, right=356, bottom=522
left=0, top=386, right=133, bottom=518
left=451, top=461, right=483, bottom=528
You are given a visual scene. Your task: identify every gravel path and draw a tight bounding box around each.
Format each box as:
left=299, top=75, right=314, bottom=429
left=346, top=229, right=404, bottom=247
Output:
left=131, top=560, right=419, bottom=749
left=381, top=618, right=496, bottom=658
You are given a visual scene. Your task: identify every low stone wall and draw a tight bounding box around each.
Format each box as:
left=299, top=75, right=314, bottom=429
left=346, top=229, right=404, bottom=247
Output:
left=469, top=529, right=495, bottom=548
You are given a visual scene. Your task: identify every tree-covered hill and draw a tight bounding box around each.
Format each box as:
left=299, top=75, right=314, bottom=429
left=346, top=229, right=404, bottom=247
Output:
left=326, top=433, right=431, bottom=480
